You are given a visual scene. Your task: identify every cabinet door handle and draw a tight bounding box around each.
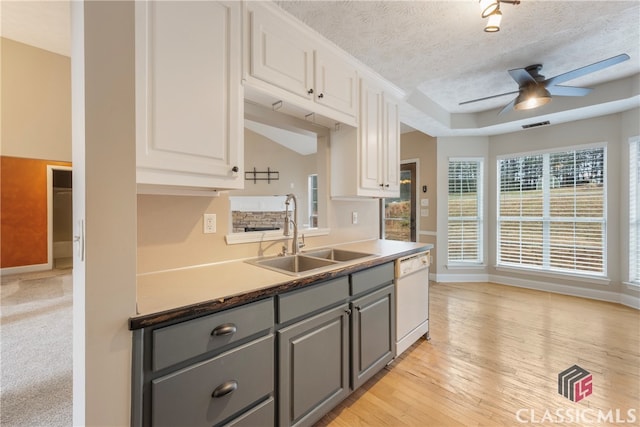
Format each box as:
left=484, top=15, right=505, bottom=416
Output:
left=318, top=93, right=324, bottom=98
left=211, top=323, right=237, bottom=336
left=344, top=308, right=352, bottom=315
left=211, top=380, right=238, bottom=398
left=354, top=306, right=362, bottom=311
left=307, top=88, right=314, bottom=94
left=231, top=166, right=239, bottom=173
left=385, top=184, right=390, bottom=188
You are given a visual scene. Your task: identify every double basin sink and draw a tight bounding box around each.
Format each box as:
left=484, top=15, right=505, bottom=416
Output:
left=246, top=248, right=376, bottom=276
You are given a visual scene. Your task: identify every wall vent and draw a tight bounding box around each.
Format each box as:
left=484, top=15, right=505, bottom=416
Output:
left=522, top=120, right=550, bottom=129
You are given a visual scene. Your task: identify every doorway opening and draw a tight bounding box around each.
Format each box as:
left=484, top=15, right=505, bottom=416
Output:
left=49, top=166, right=73, bottom=270
left=382, top=161, right=417, bottom=242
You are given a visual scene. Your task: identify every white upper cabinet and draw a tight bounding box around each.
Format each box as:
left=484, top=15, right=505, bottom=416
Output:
left=331, top=78, right=400, bottom=199
left=136, top=1, right=243, bottom=194
left=245, top=2, right=358, bottom=126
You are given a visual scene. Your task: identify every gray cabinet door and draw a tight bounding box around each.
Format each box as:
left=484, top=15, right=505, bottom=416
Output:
left=278, top=304, right=350, bottom=427
left=351, top=284, right=396, bottom=390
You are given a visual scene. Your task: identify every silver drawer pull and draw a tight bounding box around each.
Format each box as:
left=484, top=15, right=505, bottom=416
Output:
left=211, top=323, right=237, bottom=336
left=211, top=380, right=238, bottom=398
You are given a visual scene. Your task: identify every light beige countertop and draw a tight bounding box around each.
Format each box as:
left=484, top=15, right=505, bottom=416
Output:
left=131, top=239, right=432, bottom=329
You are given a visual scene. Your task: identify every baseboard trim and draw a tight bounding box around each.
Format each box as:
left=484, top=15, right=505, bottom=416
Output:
left=1, top=263, right=51, bottom=276
left=432, top=272, right=640, bottom=310
left=620, top=292, right=640, bottom=310
left=434, top=273, right=490, bottom=283
left=490, top=274, right=640, bottom=310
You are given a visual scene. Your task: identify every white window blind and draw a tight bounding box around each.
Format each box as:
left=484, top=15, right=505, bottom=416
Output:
left=448, top=159, right=483, bottom=263
left=497, top=147, right=605, bottom=275
left=630, top=139, right=640, bottom=284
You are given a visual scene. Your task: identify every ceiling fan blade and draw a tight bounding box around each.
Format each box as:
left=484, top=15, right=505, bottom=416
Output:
left=547, top=85, right=592, bottom=97
left=459, top=90, right=519, bottom=105
left=508, top=68, right=537, bottom=86
left=498, top=98, right=517, bottom=116
left=545, top=54, right=630, bottom=87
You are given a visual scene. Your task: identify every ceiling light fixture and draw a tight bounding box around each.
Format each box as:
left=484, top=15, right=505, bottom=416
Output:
left=484, top=7, right=502, bottom=32
left=480, top=0, right=520, bottom=32
left=514, top=84, right=552, bottom=111
left=479, top=0, right=499, bottom=17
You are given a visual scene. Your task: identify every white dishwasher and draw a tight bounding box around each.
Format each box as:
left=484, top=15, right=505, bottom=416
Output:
left=395, top=251, right=430, bottom=357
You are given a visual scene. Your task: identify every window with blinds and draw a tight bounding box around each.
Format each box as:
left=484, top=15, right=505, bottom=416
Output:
left=497, top=146, right=605, bottom=275
left=630, top=139, right=640, bottom=285
left=448, top=159, right=483, bottom=264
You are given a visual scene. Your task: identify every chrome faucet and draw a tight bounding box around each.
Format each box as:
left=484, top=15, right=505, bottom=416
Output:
left=283, top=193, right=304, bottom=255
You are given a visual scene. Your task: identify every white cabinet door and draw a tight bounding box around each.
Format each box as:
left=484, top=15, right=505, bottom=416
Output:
left=314, top=49, right=358, bottom=119
left=330, top=79, right=400, bottom=199
left=358, top=79, right=383, bottom=194
left=249, top=5, right=314, bottom=102
left=136, top=1, right=243, bottom=192
left=382, top=98, right=400, bottom=195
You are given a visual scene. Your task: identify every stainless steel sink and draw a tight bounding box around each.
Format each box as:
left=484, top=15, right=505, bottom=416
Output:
left=247, top=254, right=339, bottom=276
left=303, top=248, right=374, bottom=262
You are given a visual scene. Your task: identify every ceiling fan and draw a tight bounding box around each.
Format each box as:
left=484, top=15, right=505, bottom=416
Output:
left=459, top=53, right=630, bottom=115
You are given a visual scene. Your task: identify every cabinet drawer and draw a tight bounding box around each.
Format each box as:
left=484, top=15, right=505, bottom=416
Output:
left=223, top=396, right=274, bottom=427
left=277, top=277, right=349, bottom=324
left=351, top=262, right=394, bottom=296
left=152, top=334, right=274, bottom=427
left=153, top=298, right=274, bottom=371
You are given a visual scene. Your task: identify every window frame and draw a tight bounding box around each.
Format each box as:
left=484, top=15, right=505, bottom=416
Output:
left=629, top=137, right=640, bottom=286
left=447, top=157, right=484, bottom=266
left=496, top=143, right=607, bottom=278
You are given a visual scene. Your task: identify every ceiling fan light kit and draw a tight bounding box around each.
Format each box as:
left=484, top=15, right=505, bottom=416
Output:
left=514, top=85, right=552, bottom=110
left=459, top=53, right=630, bottom=115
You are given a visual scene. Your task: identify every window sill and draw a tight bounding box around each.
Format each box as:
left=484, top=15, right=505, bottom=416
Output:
left=225, top=228, right=330, bottom=245
left=495, top=264, right=610, bottom=286
left=624, top=281, right=640, bottom=290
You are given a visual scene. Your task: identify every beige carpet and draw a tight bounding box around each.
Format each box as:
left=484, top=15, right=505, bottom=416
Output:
left=1, top=268, right=73, bottom=426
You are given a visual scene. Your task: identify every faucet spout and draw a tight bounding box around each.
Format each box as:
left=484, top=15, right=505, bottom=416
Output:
left=284, top=193, right=299, bottom=254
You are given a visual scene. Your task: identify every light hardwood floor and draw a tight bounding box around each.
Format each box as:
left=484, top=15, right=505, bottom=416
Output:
left=316, top=282, right=640, bottom=426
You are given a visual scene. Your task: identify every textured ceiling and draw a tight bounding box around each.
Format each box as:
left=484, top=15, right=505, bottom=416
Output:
left=276, top=0, right=640, bottom=134
left=2, top=1, right=639, bottom=136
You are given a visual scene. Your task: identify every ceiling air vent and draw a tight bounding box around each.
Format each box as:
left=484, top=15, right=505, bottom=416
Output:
left=522, top=120, right=550, bottom=129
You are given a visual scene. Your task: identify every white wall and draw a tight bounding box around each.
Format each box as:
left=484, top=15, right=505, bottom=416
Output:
left=435, top=109, right=640, bottom=308
left=71, top=2, right=137, bottom=425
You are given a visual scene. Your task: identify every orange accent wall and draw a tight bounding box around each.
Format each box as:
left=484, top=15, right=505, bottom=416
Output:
left=1, top=156, right=72, bottom=268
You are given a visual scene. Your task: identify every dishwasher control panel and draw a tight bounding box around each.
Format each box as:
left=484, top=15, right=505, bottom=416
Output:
left=396, top=251, right=430, bottom=277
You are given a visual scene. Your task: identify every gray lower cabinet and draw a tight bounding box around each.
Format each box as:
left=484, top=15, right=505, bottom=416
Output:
left=132, top=297, right=276, bottom=427
left=351, top=284, right=396, bottom=390
left=278, top=304, right=351, bottom=427
left=133, top=261, right=398, bottom=427
left=152, top=334, right=274, bottom=427
left=276, top=263, right=395, bottom=427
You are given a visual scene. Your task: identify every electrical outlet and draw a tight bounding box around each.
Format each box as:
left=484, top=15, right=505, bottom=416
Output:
left=204, top=214, right=216, bottom=233
left=352, top=211, right=358, bottom=224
